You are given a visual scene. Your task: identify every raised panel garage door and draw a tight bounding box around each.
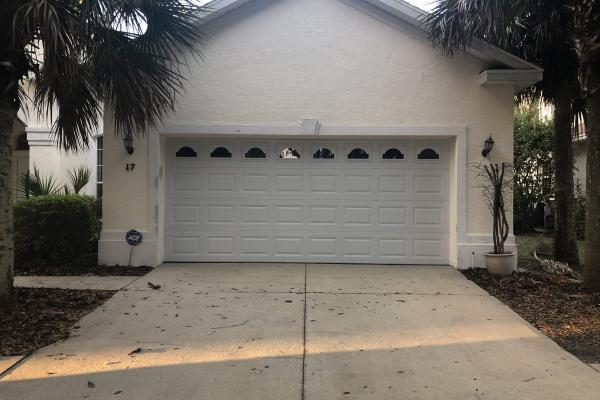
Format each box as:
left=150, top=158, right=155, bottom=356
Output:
left=165, top=139, right=450, bottom=264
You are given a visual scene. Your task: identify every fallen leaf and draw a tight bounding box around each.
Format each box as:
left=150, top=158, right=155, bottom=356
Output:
left=147, top=282, right=161, bottom=290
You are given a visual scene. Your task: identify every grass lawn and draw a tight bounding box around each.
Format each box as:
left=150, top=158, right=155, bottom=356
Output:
left=516, top=233, right=586, bottom=271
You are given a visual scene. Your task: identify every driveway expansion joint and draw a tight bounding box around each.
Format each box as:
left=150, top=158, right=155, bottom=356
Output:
left=301, top=263, right=308, bottom=400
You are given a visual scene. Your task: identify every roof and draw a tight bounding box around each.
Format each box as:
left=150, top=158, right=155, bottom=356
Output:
left=199, top=0, right=543, bottom=89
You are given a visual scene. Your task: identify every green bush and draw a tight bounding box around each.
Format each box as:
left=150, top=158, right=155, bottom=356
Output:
left=14, top=195, right=99, bottom=269
left=513, top=101, right=555, bottom=233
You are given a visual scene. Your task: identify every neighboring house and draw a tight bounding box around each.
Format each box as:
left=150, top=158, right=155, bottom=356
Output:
left=9, top=119, right=30, bottom=202
left=10, top=80, right=101, bottom=201
left=97, top=0, right=540, bottom=268
left=574, top=136, right=587, bottom=192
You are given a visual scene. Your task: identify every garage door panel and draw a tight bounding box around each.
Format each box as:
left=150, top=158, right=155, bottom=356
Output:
left=275, top=206, right=304, bottom=224
left=166, top=139, right=450, bottom=264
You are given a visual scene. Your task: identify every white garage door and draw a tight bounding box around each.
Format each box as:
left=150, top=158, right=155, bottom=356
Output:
left=165, top=138, right=450, bottom=264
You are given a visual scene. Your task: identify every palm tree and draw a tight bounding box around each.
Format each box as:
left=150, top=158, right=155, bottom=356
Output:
left=0, top=0, right=206, bottom=307
left=425, top=0, right=585, bottom=267
left=576, top=0, right=600, bottom=290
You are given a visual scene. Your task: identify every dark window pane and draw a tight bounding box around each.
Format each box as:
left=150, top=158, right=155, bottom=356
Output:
left=417, top=148, right=439, bottom=160
left=348, top=148, right=369, bottom=159
left=15, top=133, right=29, bottom=151
left=245, top=147, right=266, bottom=159
left=313, top=148, right=334, bottom=159
left=210, top=146, right=232, bottom=158
left=279, top=147, right=301, bottom=159
left=97, top=166, right=102, bottom=182
left=176, top=146, right=198, bottom=158
left=382, top=148, right=404, bottom=159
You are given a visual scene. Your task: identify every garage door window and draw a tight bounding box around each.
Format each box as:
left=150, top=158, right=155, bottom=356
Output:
left=313, top=148, right=334, bottom=159
left=417, top=148, right=439, bottom=160
left=279, top=147, right=301, bottom=159
left=348, top=148, right=369, bottom=159
left=382, top=148, right=404, bottom=160
left=245, top=147, right=267, bottom=159
left=176, top=146, right=197, bottom=158
left=211, top=146, right=232, bottom=158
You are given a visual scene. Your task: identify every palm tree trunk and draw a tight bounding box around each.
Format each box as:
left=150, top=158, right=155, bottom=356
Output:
left=553, top=94, right=580, bottom=266
left=583, top=70, right=600, bottom=290
left=0, top=97, right=15, bottom=309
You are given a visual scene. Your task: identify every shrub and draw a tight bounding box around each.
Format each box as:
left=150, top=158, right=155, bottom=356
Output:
left=14, top=195, right=99, bottom=269
left=513, top=102, right=555, bottom=233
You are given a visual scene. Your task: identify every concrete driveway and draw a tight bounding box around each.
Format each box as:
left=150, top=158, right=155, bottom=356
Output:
left=1, top=263, right=599, bottom=399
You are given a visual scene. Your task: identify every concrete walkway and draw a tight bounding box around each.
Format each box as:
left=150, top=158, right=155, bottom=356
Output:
left=1, top=263, right=599, bottom=399
left=14, top=276, right=141, bottom=291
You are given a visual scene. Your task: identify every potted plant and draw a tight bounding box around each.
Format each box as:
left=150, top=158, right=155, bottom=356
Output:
left=474, top=161, right=515, bottom=275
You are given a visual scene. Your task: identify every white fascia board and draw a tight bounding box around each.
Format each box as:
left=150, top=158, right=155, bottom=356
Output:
left=479, top=69, right=543, bottom=90
left=200, top=0, right=255, bottom=24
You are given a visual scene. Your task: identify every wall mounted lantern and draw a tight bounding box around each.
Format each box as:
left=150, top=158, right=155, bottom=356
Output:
left=123, top=133, right=134, bottom=155
left=482, top=135, right=495, bottom=158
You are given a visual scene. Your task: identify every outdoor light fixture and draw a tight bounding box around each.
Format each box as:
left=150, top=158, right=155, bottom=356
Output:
left=482, top=135, right=495, bottom=158
left=123, top=134, right=134, bottom=155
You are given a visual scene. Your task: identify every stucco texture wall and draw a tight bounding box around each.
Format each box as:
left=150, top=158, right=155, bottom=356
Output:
left=101, top=0, right=515, bottom=265
left=19, top=79, right=99, bottom=196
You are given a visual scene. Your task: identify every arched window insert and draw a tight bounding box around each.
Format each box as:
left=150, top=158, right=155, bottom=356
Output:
left=245, top=147, right=267, bottom=159
left=348, top=148, right=369, bottom=159
left=417, top=148, right=440, bottom=160
left=313, top=148, right=334, bottom=159
left=279, top=147, right=301, bottom=159
left=211, top=146, right=232, bottom=158
left=176, top=146, right=197, bottom=158
left=382, top=148, right=404, bottom=160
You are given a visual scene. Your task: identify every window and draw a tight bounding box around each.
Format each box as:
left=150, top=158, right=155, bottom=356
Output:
left=96, top=136, right=103, bottom=216
left=348, top=148, right=369, bottom=159
left=313, top=148, right=334, bottom=159
left=211, top=146, right=232, bottom=158
left=245, top=147, right=266, bottom=159
left=382, top=148, right=404, bottom=160
left=417, top=148, right=440, bottom=160
left=279, top=147, right=300, bottom=159
left=176, top=146, right=197, bottom=158
left=15, top=133, right=29, bottom=151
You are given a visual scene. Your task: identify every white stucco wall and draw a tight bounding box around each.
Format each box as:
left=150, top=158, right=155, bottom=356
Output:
left=99, top=0, right=516, bottom=267
left=19, top=80, right=99, bottom=196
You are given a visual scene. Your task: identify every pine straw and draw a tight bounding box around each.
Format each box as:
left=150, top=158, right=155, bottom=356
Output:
left=463, top=269, right=600, bottom=363
left=0, top=288, right=115, bottom=356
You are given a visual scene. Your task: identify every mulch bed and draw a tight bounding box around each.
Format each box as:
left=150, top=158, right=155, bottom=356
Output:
left=462, top=268, right=600, bottom=363
left=16, top=264, right=154, bottom=276
left=0, top=288, right=115, bottom=356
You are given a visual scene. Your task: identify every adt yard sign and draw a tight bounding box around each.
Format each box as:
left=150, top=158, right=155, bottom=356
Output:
left=126, top=229, right=143, bottom=246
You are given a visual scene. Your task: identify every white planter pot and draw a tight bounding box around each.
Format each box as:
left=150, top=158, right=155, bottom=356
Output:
left=484, top=252, right=516, bottom=276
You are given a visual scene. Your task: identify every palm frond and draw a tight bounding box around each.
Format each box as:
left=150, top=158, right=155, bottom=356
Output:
left=9, top=0, right=207, bottom=151
left=17, top=166, right=61, bottom=197
left=66, top=166, right=91, bottom=194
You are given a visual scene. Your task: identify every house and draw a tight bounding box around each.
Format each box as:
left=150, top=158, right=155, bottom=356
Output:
left=10, top=80, right=101, bottom=200
left=574, top=136, right=587, bottom=192
left=31, top=0, right=544, bottom=268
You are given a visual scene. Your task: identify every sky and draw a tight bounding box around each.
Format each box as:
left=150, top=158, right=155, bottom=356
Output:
left=196, top=0, right=436, bottom=11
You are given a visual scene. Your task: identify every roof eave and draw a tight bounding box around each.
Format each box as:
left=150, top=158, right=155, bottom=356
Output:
left=478, top=69, right=543, bottom=91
